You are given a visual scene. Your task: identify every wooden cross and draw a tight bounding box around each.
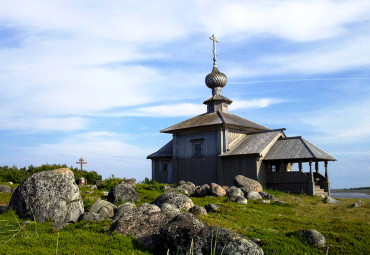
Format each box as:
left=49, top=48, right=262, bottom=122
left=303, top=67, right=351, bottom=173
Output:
left=76, top=158, right=87, bottom=178
left=209, top=34, right=219, bottom=63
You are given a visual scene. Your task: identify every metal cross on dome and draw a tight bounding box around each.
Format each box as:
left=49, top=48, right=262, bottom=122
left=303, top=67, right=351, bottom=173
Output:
left=209, top=34, right=219, bottom=67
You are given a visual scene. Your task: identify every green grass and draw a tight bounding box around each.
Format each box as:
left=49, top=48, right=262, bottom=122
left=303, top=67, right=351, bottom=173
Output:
left=0, top=185, right=369, bottom=254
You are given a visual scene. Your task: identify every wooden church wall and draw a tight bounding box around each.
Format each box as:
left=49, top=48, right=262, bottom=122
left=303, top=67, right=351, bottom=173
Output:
left=222, top=156, right=258, bottom=186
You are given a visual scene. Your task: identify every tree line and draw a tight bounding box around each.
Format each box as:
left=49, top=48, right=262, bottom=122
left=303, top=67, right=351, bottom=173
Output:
left=0, top=164, right=102, bottom=184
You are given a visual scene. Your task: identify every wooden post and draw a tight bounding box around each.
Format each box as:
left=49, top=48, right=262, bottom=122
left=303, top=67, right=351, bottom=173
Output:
left=298, top=161, right=302, bottom=172
left=309, top=160, right=314, bottom=195
left=325, top=161, right=328, bottom=180
left=315, top=161, right=319, bottom=173
left=309, top=160, right=313, bottom=180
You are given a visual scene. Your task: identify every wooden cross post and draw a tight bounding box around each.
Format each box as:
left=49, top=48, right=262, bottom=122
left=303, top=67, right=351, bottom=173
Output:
left=209, top=34, right=219, bottom=67
left=76, top=158, right=87, bottom=179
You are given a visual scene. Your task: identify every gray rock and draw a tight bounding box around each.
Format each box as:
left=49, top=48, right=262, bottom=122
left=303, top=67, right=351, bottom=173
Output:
left=95, top=180, right=103, bottom=189
left=205, top=203, right=221, bottom=213
left=323, top=196, right=340, bottom=204
left=0, top=184, right=12, bottom=193
left=85, top=191, right=94, bottom=194
left=259, top=191, right=278, bottom=201
left=110, top=210, right=180, bottom=250
left=174, top=186, right=189, bottom=196
left=90, top=185, right=97, bottom=190
left=8, top=182, right=13, bottom=185
left=160, top=213, right=207, bottom=253
left=108, top=182, right=140, bottom=204
left=300, top=229, right=326, bottom=248
left=89, top=200, right=117, bottom=219
left=178, top=180, right=186, bottom=186
left=180, top=182, right=196, bottom=196
left=193, top=226, right=264, bottom=255
left=352, top=201, right=363, bottom=207
left=137, top=203, right=161, bottom=214
left=102, top=191, right=109, bottom=196
left=123, top=178, right=137, bottom=188
left=227, top=186, right=244, bottom=198
left=80, top=212, right=107, bottom=221
left=261, top=200, right=271, bottom=204
left=160, top=203, right=180, bottom=212
left=236, top=197, right=248, bottom=205
left=189, top=206, right=207, bottom=215
left=234, top=175, right=263, bottom=193
left=210, top=183, right=226, bottom=197
left=154, top=192, right=194, bottom=211
left=113, top=203, right=137, bottom=221
left=8, top=168, right=84, bottom=226
left=194, top=184, right=210, bottom=197
left=246, top=191, right=262, bottom=200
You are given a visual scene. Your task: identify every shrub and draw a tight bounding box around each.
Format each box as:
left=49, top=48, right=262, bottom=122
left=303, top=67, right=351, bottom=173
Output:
left=98, top=175, right=125, bottom=191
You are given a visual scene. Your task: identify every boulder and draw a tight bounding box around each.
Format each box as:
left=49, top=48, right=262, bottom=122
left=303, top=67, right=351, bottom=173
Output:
left=0, top=184, right=12, bottom=193
left=107, top=182, right=140, bottom=203
left=234, top=175, right=263, bottom=193
left=323, top=196, right=340, bottom=204
left=189, top=206, right=207, bottom=215
left=160, top=203, right=180, bottom=212
left=180, top=182, right=196, bottom=196
left=300, top=229, right=326, bottom=248
left=353, top=201, right=363, bottom=207
left=235, top=197, right=248, bottom=205
left=80, top=212, right=107, bottom=222
left=194, top=184, right=210, bottom=197
left=246, top=191, right=262, bottom=200
left=205, top=203, right=221, bottom=213
left=113, top=203, right=137, bottom=221
left=259, top=191, right=278, bottom=201
left=261, top=200, right=271, bottom=204
left=193, top=226, right=264, bottom=254
left=160, top=213, right=207, bottom=253
left=90, top=185, right=97, bottom=190
left=8, top=168, right=84, bottom=227
left=210, top=183, right=226, bottom=197
left=89, top=200, right=117, bottom=219
left=137, top=203, right=161, bottom=214
left=227, top=186, right=244, bottom=198
left=178, top=180, right=186, bottom=186
left=123, top=178, right=137, bottom=188
left=102, top=191, right=109, bottom=196
left=110, top=210, right=180, bottom=250
left=154, top=193, right=194, bottom=211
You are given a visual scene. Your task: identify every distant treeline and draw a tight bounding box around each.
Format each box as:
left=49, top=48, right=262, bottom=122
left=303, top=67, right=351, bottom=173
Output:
left=348, top=187, right=370, bottom=190
left=0, top=164, right=102, bottom=184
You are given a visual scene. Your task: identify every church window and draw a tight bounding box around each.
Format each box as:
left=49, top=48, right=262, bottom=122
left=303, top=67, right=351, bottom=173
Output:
left=192, top=140, right=204, bottom=157
left=161, top=160, right=169, bottom=172
left=271, top=165, right=276, bottom=172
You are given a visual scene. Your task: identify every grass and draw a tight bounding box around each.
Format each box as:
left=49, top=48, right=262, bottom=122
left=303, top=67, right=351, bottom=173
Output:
left=0, top=183, right=369, bottom=254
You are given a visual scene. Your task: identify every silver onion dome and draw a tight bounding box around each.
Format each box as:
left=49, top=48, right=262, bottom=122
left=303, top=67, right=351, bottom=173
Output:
left=205, top=66, right=227, bottom=88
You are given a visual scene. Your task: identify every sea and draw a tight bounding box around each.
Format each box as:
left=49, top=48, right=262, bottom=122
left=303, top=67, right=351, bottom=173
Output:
left=331, top=192, right=370, bottom=199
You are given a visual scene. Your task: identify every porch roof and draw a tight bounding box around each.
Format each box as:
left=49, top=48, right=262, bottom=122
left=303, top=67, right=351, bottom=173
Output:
left=264, top=137, right=337, bottom=161
left=147, top=140, right=173, bottom=159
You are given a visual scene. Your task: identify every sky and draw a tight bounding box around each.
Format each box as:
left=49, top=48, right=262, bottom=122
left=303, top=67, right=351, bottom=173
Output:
left=0, top=0, right=369, bottom=188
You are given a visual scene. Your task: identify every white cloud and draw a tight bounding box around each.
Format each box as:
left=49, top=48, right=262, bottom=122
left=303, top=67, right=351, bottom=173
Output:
left=231, top=98, right=286, bottom=110
left=0, top=117, right=88, bottom=132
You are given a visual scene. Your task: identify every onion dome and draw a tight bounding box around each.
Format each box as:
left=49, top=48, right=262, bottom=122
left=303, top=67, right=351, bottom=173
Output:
left=205, top=66, right=227, bottom=88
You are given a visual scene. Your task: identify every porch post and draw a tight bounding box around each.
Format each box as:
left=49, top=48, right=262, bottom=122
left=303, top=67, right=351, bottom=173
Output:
left=299, top=161, right=303, bottom=172
left=324, top=161, right=328, bottom=180
left=315, top=161, right=319, bottom=173
left=309, top=160, right=314, bottom=195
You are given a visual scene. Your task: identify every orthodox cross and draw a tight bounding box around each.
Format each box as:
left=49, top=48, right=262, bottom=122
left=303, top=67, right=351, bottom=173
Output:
left=209, top=34, right=219, bottom=67
left=76, top=158, right=87, bottom=179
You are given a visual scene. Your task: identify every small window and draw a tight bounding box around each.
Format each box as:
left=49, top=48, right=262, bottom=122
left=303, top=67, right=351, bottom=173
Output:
left=271, top=165, right=276, bottom=172
left=192, top=140, right=203, bottom=157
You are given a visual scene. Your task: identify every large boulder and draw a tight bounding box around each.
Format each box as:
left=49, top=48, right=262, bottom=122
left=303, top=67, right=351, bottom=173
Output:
left=154, top=193, right=194, bottom=211
left=180, top=182, right=196, bottom=196
left=193, top=226, right=264, bottom=254
left=205, top=203, right=221, bottom=213
left=226, top=186, right=247, bottom=204
left=160, top=213, right=207, bottom=253
left=300, top=229, right=326, bottom=248
left=123, top=178, right=137, bottom=188
left=245, top=191, right=262, bottom=200
left=110, top=210, right=180, bottom=250
left=112, top=203, right=137, bottom=221
left=234, top=175, right=263, bottom=193
left=0, top=184, right=12, bottom=193
left=89, top=200, right=117, bottom=219
left=259, top=191, right=278, bottom=201
left=210, top=183, right=226, bottom=197
left=9, top=168, right=84, bottom=227
left=189, top=206, right=207, bottom=216
left=194, top=184, right=210, bottom=197
left=107, top=182, right=140, bottom=203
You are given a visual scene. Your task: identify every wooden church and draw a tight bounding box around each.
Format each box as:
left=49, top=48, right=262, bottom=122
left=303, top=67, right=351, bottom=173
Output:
left=147, top=35, right=336, bottom=196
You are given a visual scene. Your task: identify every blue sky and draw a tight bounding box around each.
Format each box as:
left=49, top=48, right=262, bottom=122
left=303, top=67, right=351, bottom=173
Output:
left=0, top=0, right=369, bottom=188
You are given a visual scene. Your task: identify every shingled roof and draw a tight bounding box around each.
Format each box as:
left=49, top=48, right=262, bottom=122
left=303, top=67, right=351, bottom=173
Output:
left=264, top=137, right=336, bottom=161
left=222, top=130, right=283, bottom=157
left=147, top=140, right=173, bottom=159
left=161, top=111, right=269, bottom=133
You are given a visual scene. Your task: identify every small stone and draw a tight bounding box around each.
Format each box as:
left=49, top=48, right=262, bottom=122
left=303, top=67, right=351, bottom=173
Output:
left=8, top=182, right=13, bottom=185
left=160, top=203, right=179, bottom=212
left=323, top=196, right=341, bottom=204
left=178, top=180, right=186, bottom=186
left=236, top=197, right=248, bottom=204
left=251, top=238, right=261, bottom=244
left=0, top=184, right=12, bottom=193
left=89, top=200, right=117, bottom=218
left=102, top=191, right=109, bottom=196
left=300, top=229, right=326, bottom=248
left=188, top=206, right=207, bottom=215
left=90, top=185, right=97, bottom=190
left=205, top=203, right=221, bottom=213
left=194, top=184, right=210, bottom=197
left=246, top=191, right=262, bottom=200
left=85, top=191, right=94, bottom=194
left=154, top=192, right=194, bottom=211
left=261, top=200, right=271, bottom=204
left=353, top=201, right=363, bottom=207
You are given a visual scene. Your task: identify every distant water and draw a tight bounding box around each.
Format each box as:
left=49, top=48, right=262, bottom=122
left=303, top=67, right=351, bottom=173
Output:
left=331, top=192, right=370, bottom=199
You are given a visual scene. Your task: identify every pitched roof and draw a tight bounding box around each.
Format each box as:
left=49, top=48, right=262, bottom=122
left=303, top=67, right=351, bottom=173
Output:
left=264, top=137, right=337, bottom=161
left=222, top=130, right=282, bottom=156
left=203, top=94, right=232, bottom=104
left=147, top=140, right=173, bottom=159
left=161, top=111, right=269, bottom=133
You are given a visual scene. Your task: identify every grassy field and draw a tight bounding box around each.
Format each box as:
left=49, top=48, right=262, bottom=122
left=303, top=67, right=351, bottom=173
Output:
left=0, top=182, right=369, bottom=254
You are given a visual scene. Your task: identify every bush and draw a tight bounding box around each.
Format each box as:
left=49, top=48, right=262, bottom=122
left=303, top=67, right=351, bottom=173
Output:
left=98, top=175, right=125, bottom=191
